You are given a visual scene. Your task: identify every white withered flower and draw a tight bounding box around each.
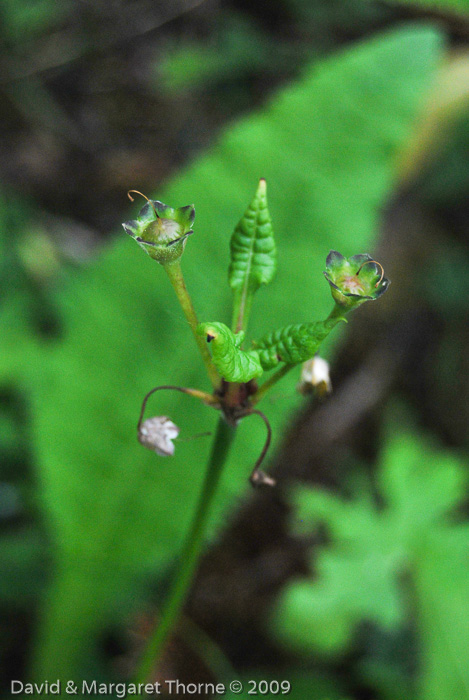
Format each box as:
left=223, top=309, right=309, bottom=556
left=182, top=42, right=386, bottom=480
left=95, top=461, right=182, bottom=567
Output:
left=138, top=416, right=180, bottom=456
left=298, top=356, right=332, bottom=396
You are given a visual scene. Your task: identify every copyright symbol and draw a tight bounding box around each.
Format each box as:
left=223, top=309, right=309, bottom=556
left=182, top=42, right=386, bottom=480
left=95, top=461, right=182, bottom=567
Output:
left=230, top=680, right=243, bottom=694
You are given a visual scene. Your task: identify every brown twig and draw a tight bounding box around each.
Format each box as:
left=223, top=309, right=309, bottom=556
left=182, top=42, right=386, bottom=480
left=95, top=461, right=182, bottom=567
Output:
left=245, top=408, right=276, bottom=487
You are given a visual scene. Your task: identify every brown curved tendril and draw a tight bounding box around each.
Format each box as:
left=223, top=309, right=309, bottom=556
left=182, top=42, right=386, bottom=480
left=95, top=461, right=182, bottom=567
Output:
left=127, top=190, right=159, bottom=219
left=357, top=260, right=385, bottom=287
left=245, top=409, right=276, bottom=487
left=137, top=385, right=218, bottom=432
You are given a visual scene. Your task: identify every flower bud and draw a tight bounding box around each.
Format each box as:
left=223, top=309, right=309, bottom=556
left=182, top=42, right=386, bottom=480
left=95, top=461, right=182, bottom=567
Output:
left=138, top=416, right=180, bottom=456
left=324, top=251, right=390, bottom=311
left=298, top=356, right=332, bottom=396
left=123, top=198, right=195, bottom=265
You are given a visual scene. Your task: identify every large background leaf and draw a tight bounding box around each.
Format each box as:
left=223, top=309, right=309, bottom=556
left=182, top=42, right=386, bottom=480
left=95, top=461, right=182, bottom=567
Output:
left=27, top=26, right=443, bottom=678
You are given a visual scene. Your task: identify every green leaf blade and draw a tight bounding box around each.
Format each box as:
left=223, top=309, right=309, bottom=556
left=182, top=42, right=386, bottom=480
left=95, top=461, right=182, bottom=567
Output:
left=255, top=319, right=341, bottom=370
left=229, top=179, right=276, bottom=332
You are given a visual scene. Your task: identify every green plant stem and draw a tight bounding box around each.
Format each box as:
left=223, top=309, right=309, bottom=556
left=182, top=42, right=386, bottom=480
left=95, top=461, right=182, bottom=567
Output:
left=164, top=260, right=220, bottom=388
left=133, top=417, right=235, bottom=684
left=231, top=287, right=254, bottom=335
left=252, top=364, right=294, bottom=405
left=327, top=304, right=348, bottom=323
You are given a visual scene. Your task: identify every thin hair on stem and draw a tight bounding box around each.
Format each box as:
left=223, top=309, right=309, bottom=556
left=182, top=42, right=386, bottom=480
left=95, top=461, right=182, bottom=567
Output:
left=357, top=259, right=384, bottom=287
left=137, top=385, right=217, bottom=431
left=127, top=189, right=159, bottom=218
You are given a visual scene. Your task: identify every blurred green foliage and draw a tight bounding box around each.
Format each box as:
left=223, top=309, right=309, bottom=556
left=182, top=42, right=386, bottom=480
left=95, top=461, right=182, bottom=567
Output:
left=380, top=0, right=469, bottom=12
left=1, top=0, right=71, bottom=41
left=158, top=13, right=273, bottom=93
left=270, top=417, right=469, bottom=699
left=156, top=0, right=397, bottom=105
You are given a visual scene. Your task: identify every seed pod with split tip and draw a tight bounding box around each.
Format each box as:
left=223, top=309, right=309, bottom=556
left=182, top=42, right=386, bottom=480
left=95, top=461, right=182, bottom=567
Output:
left=138, top=416, right=180, bottom=456
left=324, top=251, right=390, bottom=311
left=123, top=192, right=195, bottom=265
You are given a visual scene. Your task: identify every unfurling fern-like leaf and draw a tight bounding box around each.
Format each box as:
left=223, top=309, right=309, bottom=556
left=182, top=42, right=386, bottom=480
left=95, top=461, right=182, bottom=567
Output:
left=197, top=322, right=263, bottom=383
left=254, top=319, right=343, bottom=370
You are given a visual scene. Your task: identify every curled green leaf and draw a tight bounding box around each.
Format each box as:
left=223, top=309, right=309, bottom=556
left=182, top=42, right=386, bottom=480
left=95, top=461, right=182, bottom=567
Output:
left=197, top=322, right=263, bottom=383
left=254, top=319, right=343, bottom=370
left=229, top=179, right=276, bottom=331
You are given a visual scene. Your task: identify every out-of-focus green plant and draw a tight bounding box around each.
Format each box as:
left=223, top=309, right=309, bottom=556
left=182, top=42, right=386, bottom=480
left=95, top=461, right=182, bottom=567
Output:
left=270, top=421, right=469, bottom=700
left=362, top=0, right=469, bottom=13
left=156, top=1, right=395, bottom=99
left=1, top=0, right=71, bottom=41
left=21, top=26, right=443, bottom=683
left=158, top=14, right=273, bottom=93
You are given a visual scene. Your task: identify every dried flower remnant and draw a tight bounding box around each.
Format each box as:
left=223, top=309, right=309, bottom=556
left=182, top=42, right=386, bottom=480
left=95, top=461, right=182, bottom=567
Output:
left=250, top=469, right=276, bottom=487
left=138, top=416, right=180, bottom=456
